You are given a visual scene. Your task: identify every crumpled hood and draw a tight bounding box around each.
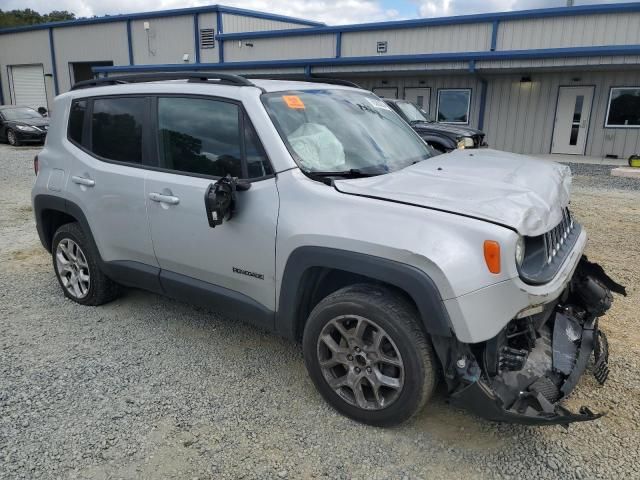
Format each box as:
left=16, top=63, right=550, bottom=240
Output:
left=334, top=149, right=572, bottom=236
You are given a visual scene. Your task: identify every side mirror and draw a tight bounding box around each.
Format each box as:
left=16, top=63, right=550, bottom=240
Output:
left=37, top=107, right=48, bottom=117
left=205, top=175, right=251, bottom=228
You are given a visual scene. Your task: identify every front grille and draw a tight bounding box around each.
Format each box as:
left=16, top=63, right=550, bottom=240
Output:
left=472, top=134, right=485, bottom=148
left=518, top=207, right=581, bottom=285
left=542, top=208, right=575, bottom=264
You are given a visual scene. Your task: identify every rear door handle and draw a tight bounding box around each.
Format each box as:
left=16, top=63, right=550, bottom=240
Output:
left=149, top=192, right=180, bottom=205
left=71, top=175, right=95, bottom=187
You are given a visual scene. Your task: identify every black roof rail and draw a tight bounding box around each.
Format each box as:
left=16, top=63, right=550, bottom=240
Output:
left=71, top=72, right=259, bottom=91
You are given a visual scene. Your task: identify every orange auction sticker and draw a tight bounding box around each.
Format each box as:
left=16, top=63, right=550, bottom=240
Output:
left=283, top=95, right=305, bottom=109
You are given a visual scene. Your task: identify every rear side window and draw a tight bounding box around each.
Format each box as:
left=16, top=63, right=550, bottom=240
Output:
left=158, top=97, right=243, bottom=178
left=68, top=99, right=87, bottom=145
left=91, top=97, right=146, bottom=163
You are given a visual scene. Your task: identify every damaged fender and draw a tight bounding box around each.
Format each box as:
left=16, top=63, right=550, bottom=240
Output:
left=433, top=256, right=620, bottom=426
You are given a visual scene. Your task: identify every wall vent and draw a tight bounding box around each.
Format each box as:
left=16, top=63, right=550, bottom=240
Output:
left=376, top=41, right=388, bottom=53
left=200, top=29, right=215, bottom=49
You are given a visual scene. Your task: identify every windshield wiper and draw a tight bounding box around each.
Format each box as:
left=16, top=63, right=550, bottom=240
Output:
left=306, top=168, right=381, bottom=178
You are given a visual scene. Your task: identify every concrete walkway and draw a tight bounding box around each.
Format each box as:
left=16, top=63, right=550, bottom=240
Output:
left=532, top=153, right=627, bottom=166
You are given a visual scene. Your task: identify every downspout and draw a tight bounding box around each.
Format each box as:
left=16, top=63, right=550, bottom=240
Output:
left=48, top=28, right=59, bottom=95
left=216, top=10, right=224, bottom=64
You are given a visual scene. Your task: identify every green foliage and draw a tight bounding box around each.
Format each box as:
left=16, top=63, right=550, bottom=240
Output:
left=0, top=9, right=76, bottom=29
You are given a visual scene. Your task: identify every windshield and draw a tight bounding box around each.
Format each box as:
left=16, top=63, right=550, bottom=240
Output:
left=396, top=101, right=429, bottom=123
left=2, top=107, right=42, bottom=121
left=262, top=90, right=432, bottom=174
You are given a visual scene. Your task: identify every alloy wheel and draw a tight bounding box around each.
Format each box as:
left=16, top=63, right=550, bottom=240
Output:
left=55, top=238, right=90, bottom=299
left=7, top=130, right=17, bottom=146
left=317, top=314, right=405, bottom=410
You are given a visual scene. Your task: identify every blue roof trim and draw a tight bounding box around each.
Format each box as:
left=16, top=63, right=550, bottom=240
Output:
left=215, top=2, right=640, bottom=40
left=92, top=44, right=640, bottom=74
left=0, top=4, right=323, bottom=35
left=48, top=28, right=59, bottom=95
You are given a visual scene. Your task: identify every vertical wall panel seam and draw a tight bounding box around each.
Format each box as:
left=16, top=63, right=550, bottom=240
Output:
left=48, top=28, right=59, bottom=95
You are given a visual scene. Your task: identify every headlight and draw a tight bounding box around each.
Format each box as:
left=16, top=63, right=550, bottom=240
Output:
left=15, top=125, right=37, bottom=132
left=463, top=137, right=475, bottom=148
left=456, top=139, right=465, bottom=149
left=515, top=236, right=526, bottom=267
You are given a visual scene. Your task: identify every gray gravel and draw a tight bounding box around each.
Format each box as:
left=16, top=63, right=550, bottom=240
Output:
left=563, top=162, right=640, bottom=191
left=1, top=144, right=639, bottom=479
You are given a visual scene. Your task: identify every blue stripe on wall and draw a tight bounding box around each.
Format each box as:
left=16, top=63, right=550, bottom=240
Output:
left=48, top=28, right=59, bottom=95
left=127, top=20, right=134, bottom=65
left=217, top=10, right=224, bottom=64
left=194, top=14, right=201, bottom=63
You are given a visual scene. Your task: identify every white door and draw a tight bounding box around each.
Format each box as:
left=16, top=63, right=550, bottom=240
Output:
left=9, top=64, right=48, bottom=109
left=372, top=87, right=398, bottom=99
left=404, top=87, right=431, bottom=115
left=552, top=86, right=594, bottom=155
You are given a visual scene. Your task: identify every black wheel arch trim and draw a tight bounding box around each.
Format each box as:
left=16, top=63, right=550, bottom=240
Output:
left=418, top=133, right=456, bottom=151
left=276, top=246, right=453, bottom=339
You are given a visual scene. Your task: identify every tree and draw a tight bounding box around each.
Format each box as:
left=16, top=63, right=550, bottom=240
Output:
left=0, top=9, right=76, bottom=29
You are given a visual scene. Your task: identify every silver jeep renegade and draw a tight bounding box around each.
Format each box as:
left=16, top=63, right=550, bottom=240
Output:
left=32, top=73, right=621, bottom=427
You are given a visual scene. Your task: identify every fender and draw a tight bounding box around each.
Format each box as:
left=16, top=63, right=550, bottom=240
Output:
left=32, top=194, right=163, bottom=294
left=419, top=133, right=456, bottom=151
left=276, top=246, right=453, bottom=339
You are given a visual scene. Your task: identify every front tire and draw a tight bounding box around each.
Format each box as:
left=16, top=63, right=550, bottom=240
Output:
left=302, top=284, right=437, bottom=426
left=52, top=222, right=120, bottom=306
left=7, top=129, right=20, bottom=146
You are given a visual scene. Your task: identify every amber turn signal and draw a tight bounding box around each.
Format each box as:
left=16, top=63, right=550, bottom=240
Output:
left=483, top=240, right=501, bottom=274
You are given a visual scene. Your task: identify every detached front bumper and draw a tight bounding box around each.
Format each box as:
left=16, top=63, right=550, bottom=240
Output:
left=435, top=256, right=613, bottom=426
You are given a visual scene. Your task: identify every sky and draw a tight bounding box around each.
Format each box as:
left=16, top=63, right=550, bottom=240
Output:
left=0, top=0, right=637, bottom=25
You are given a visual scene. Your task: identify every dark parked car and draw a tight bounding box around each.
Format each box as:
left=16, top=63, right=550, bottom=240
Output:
left=0, top=106, right=49, bottom=146
left=384, top=98, right=486, bottom=153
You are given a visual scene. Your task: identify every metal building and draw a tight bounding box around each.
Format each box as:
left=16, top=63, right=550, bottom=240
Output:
left=1, top=3, right=639, bottom=158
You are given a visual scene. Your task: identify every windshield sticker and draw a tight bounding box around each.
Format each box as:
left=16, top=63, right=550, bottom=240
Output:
left=366, top=98, right=392, bottom=110
left=283, top=95, right=305, bottom=109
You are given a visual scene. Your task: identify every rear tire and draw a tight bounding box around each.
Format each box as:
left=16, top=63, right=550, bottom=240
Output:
left=302, top=283, right=437, bottom=426
left=52, top=222, right=120, bottom=306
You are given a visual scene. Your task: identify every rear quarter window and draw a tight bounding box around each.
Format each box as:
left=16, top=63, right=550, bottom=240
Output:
left=91, top=97, right=146, bottom=163
left=67, top=99, right=87, bottom=145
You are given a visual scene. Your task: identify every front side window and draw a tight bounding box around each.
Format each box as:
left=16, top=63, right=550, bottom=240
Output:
left=437, top=89, right=471, bottom=124
left=158, top=97, right=243, bottom=178
left=68, top=99, right=87, bottom=145
left=91, top=97, right=145, bottom=163
left=262, top=89, right=431, bottom=174
left=606, top=87, right=640, bottom=128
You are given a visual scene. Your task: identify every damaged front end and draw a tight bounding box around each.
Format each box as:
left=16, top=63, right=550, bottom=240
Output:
left=434, top=256, right=618, bottom=426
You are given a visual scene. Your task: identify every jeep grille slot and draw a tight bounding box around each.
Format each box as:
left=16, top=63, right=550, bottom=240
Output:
left=519, top=207, right=581, bottom=285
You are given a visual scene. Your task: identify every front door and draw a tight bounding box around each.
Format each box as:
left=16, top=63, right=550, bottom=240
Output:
left=145, top=96, right=279, bottom=317
left=404, top=87, right=431, bottom=116
left=552, top=86, right=594, bottom=155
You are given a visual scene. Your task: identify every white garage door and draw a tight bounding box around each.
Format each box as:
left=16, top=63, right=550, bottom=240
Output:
left=10, top=65, right=48, bottom=109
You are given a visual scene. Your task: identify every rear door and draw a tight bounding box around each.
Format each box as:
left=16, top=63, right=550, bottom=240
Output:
left=144, top=95, right=279, bottom=319
left=64, top=96, right=159, bottom=271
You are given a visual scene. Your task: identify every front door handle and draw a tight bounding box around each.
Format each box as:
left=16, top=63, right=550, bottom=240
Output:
left=149, top=192, right=180, bottom=205
left=71, top=175, right=95, bottom=187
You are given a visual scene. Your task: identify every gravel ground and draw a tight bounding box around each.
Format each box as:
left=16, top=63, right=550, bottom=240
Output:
left=1, top=145, right=639, bottom=480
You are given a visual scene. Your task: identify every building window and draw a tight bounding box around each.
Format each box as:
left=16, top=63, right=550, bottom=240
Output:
left=91, top=97, right=145, bottom=163
left=437, top=89, right=471, bottom=124
left=605, top=87, right=640, bottom=128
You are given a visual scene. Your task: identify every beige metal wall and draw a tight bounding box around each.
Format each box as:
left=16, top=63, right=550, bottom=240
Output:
left=53, top=22, right=130, bottom=93
left=224, top=34, right=336, bottom=62
left=498, top=13, right=640, bottom=51
left=482, top=70, right=640, bottom=158
left=221, top=14, right=310, bottom=33
left=0, top=29, right=54, bottom=109
left=131, top=15, right=195, bottom=66
left=198, top=12, right=219, bottom=64
left=341, top=23, right=492, bottom=57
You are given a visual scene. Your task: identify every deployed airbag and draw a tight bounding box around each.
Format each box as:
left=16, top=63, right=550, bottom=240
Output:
left=288, top=123, right=345, bottom=171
